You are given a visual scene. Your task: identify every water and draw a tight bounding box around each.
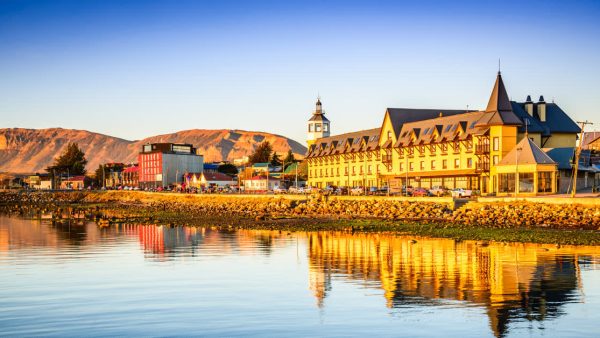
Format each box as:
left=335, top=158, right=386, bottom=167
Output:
left=1, top=215, right=600, bottom=337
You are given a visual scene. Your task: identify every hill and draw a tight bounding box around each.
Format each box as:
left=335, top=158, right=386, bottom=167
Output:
left=0, top=128, right=306, bottom=174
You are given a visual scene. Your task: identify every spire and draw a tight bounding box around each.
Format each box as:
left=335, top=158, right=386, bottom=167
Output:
left=485, top=72, right=513, bottom=113
left=315, top=96, right=323, bottom=114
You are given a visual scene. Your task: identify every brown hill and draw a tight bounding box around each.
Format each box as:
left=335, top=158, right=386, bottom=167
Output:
left=0, top=128, right=306, bottom=174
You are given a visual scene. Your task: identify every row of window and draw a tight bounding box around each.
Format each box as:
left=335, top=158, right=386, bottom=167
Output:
left=498, top=172, right=553, bottom=193
left=310, top=165, right=380, bottom=178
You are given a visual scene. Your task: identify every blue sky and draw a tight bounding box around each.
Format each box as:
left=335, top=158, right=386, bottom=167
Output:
left=1, top=0, right=599, bottom=144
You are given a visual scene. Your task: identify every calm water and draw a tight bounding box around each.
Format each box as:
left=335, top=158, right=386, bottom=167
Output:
left=1, top=215, right=600, bottom=337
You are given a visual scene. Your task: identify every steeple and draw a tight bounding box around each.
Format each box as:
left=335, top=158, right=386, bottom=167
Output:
left=306, top=97, right=330, bottom=147
left=485, top=72, right=513, bottom=113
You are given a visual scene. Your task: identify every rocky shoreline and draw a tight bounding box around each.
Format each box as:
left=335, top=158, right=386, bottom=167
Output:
left=1, top=191, right=599, bottom=230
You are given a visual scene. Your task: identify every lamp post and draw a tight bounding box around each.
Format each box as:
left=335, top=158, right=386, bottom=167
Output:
left=515, top=147, right=522, bottom=198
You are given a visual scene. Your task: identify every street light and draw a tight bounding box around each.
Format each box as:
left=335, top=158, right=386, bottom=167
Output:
left=515, top=147, right=522, bottom=198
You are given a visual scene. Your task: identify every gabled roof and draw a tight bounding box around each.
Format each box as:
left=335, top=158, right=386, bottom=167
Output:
left=305, top=128, right=380, bottom=157
left=510, top=101, right=581, bottom=135
left=497, top=137, right=556, bottom=166
left=384, top=108, right=468, bottom=138
left=202, top=172, right=234, bottom=182
left=582, top=131, right=600, bottom=148
left=394, top=111, right=486, bottom=147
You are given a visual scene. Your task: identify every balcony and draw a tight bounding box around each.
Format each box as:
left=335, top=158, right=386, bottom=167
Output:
left=475, top=145, right=490, bottom=155
left=476, top=162, right=490, bottom=172
left=382, top=155, right=392, bottom=164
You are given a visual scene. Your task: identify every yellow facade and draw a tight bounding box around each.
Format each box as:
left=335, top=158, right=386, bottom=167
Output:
left=305, top=73, right=579, bottom=195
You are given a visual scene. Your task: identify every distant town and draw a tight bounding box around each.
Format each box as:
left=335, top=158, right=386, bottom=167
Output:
left=2, top=72, right=599, bottom=197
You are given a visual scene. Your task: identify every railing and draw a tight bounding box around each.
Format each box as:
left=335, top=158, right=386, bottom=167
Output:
left=475, top=144, right=490, bottom=154
left=476, top=162, right=490, bottom=171
left=382, top=155, right=392, bottom=163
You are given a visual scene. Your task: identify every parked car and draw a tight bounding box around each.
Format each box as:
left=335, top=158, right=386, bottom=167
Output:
left=411, top=187, right=430, bottom=197
left=401, top=185, right=414, bottom=196
left=429, top=186, right=448, bottom=197
left=350, top=187, right=364, bottom=196
left=273, top=186, right=287, bottom=194
left=451, top=188, right=472, bottom=198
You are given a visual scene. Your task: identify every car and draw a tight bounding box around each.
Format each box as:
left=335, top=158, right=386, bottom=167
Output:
left=273, top=186, right=287, bottom=194
left=429, top=186, right=448, bottom=197
left=411, top=187, right=430, bottom=197
left=451, top=188, right=472, bottom=198
left=350, top=187, right=364, bottom=196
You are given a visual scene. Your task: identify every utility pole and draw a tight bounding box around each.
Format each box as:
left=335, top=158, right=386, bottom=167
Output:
left=515, top=147, right=522, bottom=198
left=571, top=120, right=593, bottom=197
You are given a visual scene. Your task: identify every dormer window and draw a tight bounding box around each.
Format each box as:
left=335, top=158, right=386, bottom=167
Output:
left=387, top=131, right=392, bottom=140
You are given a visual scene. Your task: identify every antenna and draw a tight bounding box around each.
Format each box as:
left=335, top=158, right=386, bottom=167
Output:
left=524, top=118, right=529, bottom=136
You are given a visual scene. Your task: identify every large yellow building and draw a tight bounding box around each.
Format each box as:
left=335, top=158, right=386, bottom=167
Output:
left=305, top=72, right=581, bottom=195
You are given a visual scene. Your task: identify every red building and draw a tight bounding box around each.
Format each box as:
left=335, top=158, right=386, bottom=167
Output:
left=122, top=164, right=139, bottom=187
left=138, top=143, right=204, bottom=188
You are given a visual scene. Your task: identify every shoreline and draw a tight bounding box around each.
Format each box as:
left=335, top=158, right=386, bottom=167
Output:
left=1, top=190, right=599, bottom=246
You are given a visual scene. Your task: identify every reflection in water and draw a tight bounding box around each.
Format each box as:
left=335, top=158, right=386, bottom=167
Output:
left=1, top=215, right=600, bottom=337
left=307, top=232, right=599, bottom=337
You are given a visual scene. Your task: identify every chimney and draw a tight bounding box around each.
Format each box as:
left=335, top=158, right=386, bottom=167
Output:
left=524, top=95, right=533, bottom=116
left=537, top=95, right=546, bottom=122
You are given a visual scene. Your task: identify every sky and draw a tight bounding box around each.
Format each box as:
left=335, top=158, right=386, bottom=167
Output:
left=1, top=0, right=599, bottom=144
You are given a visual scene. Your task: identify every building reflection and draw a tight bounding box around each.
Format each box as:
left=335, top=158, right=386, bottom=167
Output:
left=307, top=232, right=600, bottom=337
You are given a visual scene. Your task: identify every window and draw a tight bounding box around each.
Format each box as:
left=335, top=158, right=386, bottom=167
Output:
left=400, top=162, right=404, bottom=171
left=323, top=123, right=329, bottom=132
left=493, top=155, right=499, bottom=165
left=409, top=162, right=414, bottom=171
left=368, top=165, right=372, bottom=174
left=352, top=166, right=355, bottom=175
left=387, top=131, right=392, bottom=140
left=493, top=137, right=499, bottom=151
left=431, top=160, right=436, bottom=170
left=308, top=124, right=313, bottom=132
left=443, top=159, right=448, bottom=169
left=538, top=172, right=552, bottom=193
left=519, top=173, right=534, bottom=193
left=430, top=144, right=436, bottom=154
left=454, top=159, right=460, bottom=168
left=453, top=141, right=460, bottom=153
left=499, top=173, right=515, bottom=193
left=420, top=161, right=425, bottom=170
left=419, top=145, right=425, bottom=155
left=441, top=143, right=448, bottom=153
left=467, top=158, right=473, bottom=168
left=315, top=123, right=322, bottom=132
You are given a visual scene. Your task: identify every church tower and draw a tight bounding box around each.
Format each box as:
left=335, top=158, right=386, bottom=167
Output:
left=307, top=97, right=330, bottom=147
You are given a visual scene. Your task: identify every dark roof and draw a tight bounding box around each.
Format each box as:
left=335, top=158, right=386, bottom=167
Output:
left=510, top=102, right=580, bottom=135
left=309, top=114, right=330, bottom=122
left=486, top=72, right=513, bottom=113
left=385, top=108, right=468, bottom=138
left=306, top=128, right=380, bottom=157
left=544, top=148, right=593, bottom=170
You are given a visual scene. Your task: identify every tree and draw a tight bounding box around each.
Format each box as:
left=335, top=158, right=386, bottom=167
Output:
left=283, top=149, right=296, bottom=169
left=93, top=164, right=105, bottom=187
left=248, top=141, right=273, bottom=164
left=218, top=163, right=238, bottom=177
left=270, top=152, right=282, bottom=167
left=46, top=142, right=88, bottom=176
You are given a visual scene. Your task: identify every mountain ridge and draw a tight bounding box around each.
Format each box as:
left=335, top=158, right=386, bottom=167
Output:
left=0, top=127, right=306, bottom=174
